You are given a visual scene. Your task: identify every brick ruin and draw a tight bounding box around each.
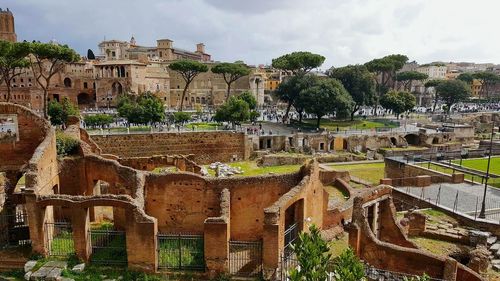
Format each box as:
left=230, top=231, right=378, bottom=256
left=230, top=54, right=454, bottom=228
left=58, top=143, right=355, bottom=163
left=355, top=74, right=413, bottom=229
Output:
left=0, top=102, right=487, bottom=280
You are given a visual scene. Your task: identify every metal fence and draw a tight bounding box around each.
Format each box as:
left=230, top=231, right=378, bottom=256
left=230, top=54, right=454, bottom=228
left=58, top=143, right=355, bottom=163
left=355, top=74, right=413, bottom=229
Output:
left=44, top=221, right=75, bottom=256
left=0, top=211, right=30, bottom=248
left=228, top=240, right=262, bottom=277
left=283, top=223, right=298, bottom=257
left=157, top=233, right=204, bottom=270
left=89, top=229, right=127, bottom=265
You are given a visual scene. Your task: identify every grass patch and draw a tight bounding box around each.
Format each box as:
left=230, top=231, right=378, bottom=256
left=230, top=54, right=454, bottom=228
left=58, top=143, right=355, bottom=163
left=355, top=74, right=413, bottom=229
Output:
left=205, top=161, right=302, bottom=177
left=418, top=162, right=500, bottom=188
left=188, top=122, right=220, bottom=131
left=61, top=265, right=166, bottom=281
left=329, top=162, right=385, bottom=185
left=152, top=166, right=178, bottom=174
left=409, top=237, right=467, bottom=256
left=324, top=185, right=349, bottom=201
left=329, top=234, right=349, bottom=257
left=298, top=118, right=398, bottom=131
left=158, top=239, right=204, bottom=269
left=452, top=156, right=500, bottom=175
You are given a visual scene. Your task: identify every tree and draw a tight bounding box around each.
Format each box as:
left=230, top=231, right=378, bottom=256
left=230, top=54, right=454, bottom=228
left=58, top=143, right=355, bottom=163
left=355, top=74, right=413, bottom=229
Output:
left=211, top=62, right=250, bottom=102
left=331, top=248, right=366, bottom=281
left=169, top=60, right=208, bottom=111
left=29, top=42, right=80, bottom=118
left=47, top=97, right=79, bottom=126
left=173, top=111, right=191, bottom=124
left=457, top=72, right=474, bottom=84
left=328, top=65, right=375, bottom=120
left=238, top=91, right=257, bottom=110
left=473, top=71, right=500, bottom=99
left=213, top=96, right=250, bottom=128
left=380, top=91, right=416, bottom=119
left=396, top=71, right=428, bottom=91
left=272, top=51, right=325, bottom=75
left=275, top=74, right=319, bottom=122
left=301, top=78, right=354, bottom=128
left=0, top=41, right=30, bottom=102
left=365, top=54, right=408, bottom=115
left=288, top=225, right=332, bottom=281
left=84, top=114, right=114, bottom=129
left=117, top=92, right=165, bottom=125
left=436, top=80, right=471, bottom=114
left=424, top=79, right=443, bottom=112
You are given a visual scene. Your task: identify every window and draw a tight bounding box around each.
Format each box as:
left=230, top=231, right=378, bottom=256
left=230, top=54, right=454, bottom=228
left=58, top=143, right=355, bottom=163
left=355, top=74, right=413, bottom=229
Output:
left=83, top=82, right=88, bottom=89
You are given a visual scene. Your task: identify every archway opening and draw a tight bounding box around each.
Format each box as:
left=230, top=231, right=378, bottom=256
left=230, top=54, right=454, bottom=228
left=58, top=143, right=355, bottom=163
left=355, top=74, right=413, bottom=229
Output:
left=390, top=137, right=397, bottom=146
left=77, top=93, right=92, bottom=106
left=404, top=134, right=420, bottom=146
left=64, top=78, right=72, bottom=88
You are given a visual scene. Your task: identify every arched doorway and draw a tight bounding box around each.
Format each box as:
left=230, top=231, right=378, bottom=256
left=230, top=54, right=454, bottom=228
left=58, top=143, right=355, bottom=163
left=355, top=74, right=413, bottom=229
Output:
left=64, top=78, right=72, bottom=88
left=77, top=93, right=92, bottom=106
left=404, top=134, right=420, bottom=146
left=390, top=137, right=397, bottom=146
left=111, top=82, right=123, bottom=95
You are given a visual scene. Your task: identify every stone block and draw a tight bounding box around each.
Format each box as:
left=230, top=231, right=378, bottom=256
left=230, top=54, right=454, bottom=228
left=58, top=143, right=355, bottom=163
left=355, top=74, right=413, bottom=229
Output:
left=71, top=263, right=85, bottom=273
left=30, top=266, right=51, bottom=280
left=488, top=236, right=498, bottom=246
left=24, top=261, right=37, bottom=273
left=44, top=261, right=67, bottom=269
left=45, top=268, right=62, bottom=281
left=491, top=243, right=500, bottom=252
left=24, top=272, right=31, bottom=281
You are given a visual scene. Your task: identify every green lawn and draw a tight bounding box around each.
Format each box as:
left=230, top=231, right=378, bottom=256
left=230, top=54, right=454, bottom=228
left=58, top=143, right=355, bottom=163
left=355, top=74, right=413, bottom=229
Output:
left=328, top=162, right=385, bottom=185
left=188, top=122, right=220, bottom=131
left=299, top=118, right=399, bottom=131
left=152, top=166, right=178, bottom=174
left=205, top=161, right=302, bottom=177
left=324, top=185, right=349, bottom=201
left=452, top=156, right=500, bottom=175
left=418, top=162, right=500, bottom=188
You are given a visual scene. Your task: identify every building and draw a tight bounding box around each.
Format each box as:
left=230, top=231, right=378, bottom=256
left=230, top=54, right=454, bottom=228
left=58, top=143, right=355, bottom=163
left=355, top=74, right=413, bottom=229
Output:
left=98, top=37, right=211, bottom=63
left=0, top=8, right=16, bottom=42
left=0, top=10, right=266, bottom=110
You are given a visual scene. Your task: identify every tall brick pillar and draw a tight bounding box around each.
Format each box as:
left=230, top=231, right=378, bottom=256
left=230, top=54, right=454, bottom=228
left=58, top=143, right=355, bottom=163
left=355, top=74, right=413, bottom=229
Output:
left=262, top=212, right=281, bottom=280
left=204, top=218, right=229, bottom=277
left=113, top=207, right=127, bottom=230
left=125, top=208, right=158, bottom=272
left=24, top=192, right=51, bottom=255
left=347, top=224, right=361, bottom=256
left=71, top=207, right=91, bottom=261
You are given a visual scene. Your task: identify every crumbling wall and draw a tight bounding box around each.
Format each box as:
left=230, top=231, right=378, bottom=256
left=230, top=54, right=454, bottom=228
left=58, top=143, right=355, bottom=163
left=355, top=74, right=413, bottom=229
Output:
left=91, top=131, right=249, bottom=164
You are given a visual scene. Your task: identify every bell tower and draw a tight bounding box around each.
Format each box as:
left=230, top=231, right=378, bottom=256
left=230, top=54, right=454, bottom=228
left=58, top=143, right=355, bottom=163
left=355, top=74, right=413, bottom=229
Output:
left=0, top=8, right=16, bottom=42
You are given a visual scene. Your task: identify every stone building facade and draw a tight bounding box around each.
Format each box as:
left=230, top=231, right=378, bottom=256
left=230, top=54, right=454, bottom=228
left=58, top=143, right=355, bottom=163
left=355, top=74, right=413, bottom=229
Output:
left=0, top=8, right=16, bottom=42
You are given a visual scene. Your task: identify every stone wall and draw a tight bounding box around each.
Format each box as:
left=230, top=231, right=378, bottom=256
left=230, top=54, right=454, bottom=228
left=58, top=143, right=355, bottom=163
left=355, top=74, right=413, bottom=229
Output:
left=118, top=155, right=202, bottom=174
left=91, top=131, right=249, bottom=164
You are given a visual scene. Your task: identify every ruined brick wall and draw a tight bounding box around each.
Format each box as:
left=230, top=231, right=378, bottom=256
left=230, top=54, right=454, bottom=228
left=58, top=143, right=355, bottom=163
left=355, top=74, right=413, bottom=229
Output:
left=384, top=158, right=452, bottom=183
left=118, top=155, right=202, bottom=174
left=144, top=173, right=220, bottom=233
left=0, top=103, right=50, bottom=171
left=91, top=131, right=248, bottom=164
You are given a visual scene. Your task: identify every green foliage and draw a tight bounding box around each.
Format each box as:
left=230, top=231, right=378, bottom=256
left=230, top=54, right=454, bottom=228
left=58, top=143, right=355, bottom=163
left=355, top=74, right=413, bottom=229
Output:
left=328, top=65, right=375, bottom=119
left=330, top=248, right=366, bottom=281
left=249, top=110, right=260, bottom=122
left=396, top=71, right=428, bottom=91
left=272, top=51, right=325, bottom=74
left=117, top=92, right=165, bottom=124
left=380, top=91, right=415, bottom=118
left=238, top=91, right=257, bottom=110
left=0, top=40, right=30, bottom=101
left=275, top=74, right=320, bottom=119
left=28, top=42, right=80, bottom=118
left=56, top=131, right=80, bottom=157
left=214, top=96, right=250, bottom=125
left=289, top=225, right=332, bottom=281
left=47, top=98, right=79, bottom=126
left=173, top=111, right=191, bottom=123
left=424, top=79, right=443, bottom=88
left=301, top=78, right=354, bottom=128
left=436, top=80, right=471, bottom=113
left=83, top=114, right=114, bottom=129
left=457, top=73, right=474, bottom=83
left=212, top=62, right=250, bottom=101
left=169, top=59, right=209, bottom=111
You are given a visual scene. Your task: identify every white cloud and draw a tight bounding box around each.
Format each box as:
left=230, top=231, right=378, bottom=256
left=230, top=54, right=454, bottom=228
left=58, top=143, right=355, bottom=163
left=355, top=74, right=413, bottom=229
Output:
left=4, top=0, right=500, bottom=68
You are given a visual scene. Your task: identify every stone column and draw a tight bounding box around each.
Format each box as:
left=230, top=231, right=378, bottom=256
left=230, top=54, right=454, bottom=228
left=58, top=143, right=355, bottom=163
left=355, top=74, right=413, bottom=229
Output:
left=347, top=224, right=361, bottom=256
left=125, top=208, right=158, bottom=272
left=71, top=207, right=91, bottom=261
left=204, top=218, right=229, bottom=277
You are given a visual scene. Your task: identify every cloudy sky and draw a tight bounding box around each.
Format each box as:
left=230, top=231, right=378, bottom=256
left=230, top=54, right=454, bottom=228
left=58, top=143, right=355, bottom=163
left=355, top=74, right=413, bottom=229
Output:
left=4, top=0, right=499, bottom=69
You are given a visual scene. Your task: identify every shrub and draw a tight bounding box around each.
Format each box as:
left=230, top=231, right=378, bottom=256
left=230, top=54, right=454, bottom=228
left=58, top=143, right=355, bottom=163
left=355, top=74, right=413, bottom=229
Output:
left=56, top=132, right=80, bottom=157
left=173, top=111, right=191, bottom=123
left=331, top=248, right=366, bottom=281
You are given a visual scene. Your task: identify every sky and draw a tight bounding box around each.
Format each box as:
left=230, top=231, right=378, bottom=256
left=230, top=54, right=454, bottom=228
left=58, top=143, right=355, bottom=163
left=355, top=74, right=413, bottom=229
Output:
left=3, top=0, right=500, bottom=69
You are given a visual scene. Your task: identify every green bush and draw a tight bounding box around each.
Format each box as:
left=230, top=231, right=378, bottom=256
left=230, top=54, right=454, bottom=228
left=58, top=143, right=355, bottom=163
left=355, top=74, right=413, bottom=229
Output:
left=84, top=114, right=114, bottom=128
left=173, top=111, right=191, bottom=123
left=56, top=132, right=80, bottom=157
left=331, top=248, right=366, bottom=281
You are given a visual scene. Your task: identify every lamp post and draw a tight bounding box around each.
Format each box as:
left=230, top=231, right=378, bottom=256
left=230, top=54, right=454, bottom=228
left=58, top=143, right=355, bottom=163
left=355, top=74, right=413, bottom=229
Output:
left=479, top=121, right=496, bottom=219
